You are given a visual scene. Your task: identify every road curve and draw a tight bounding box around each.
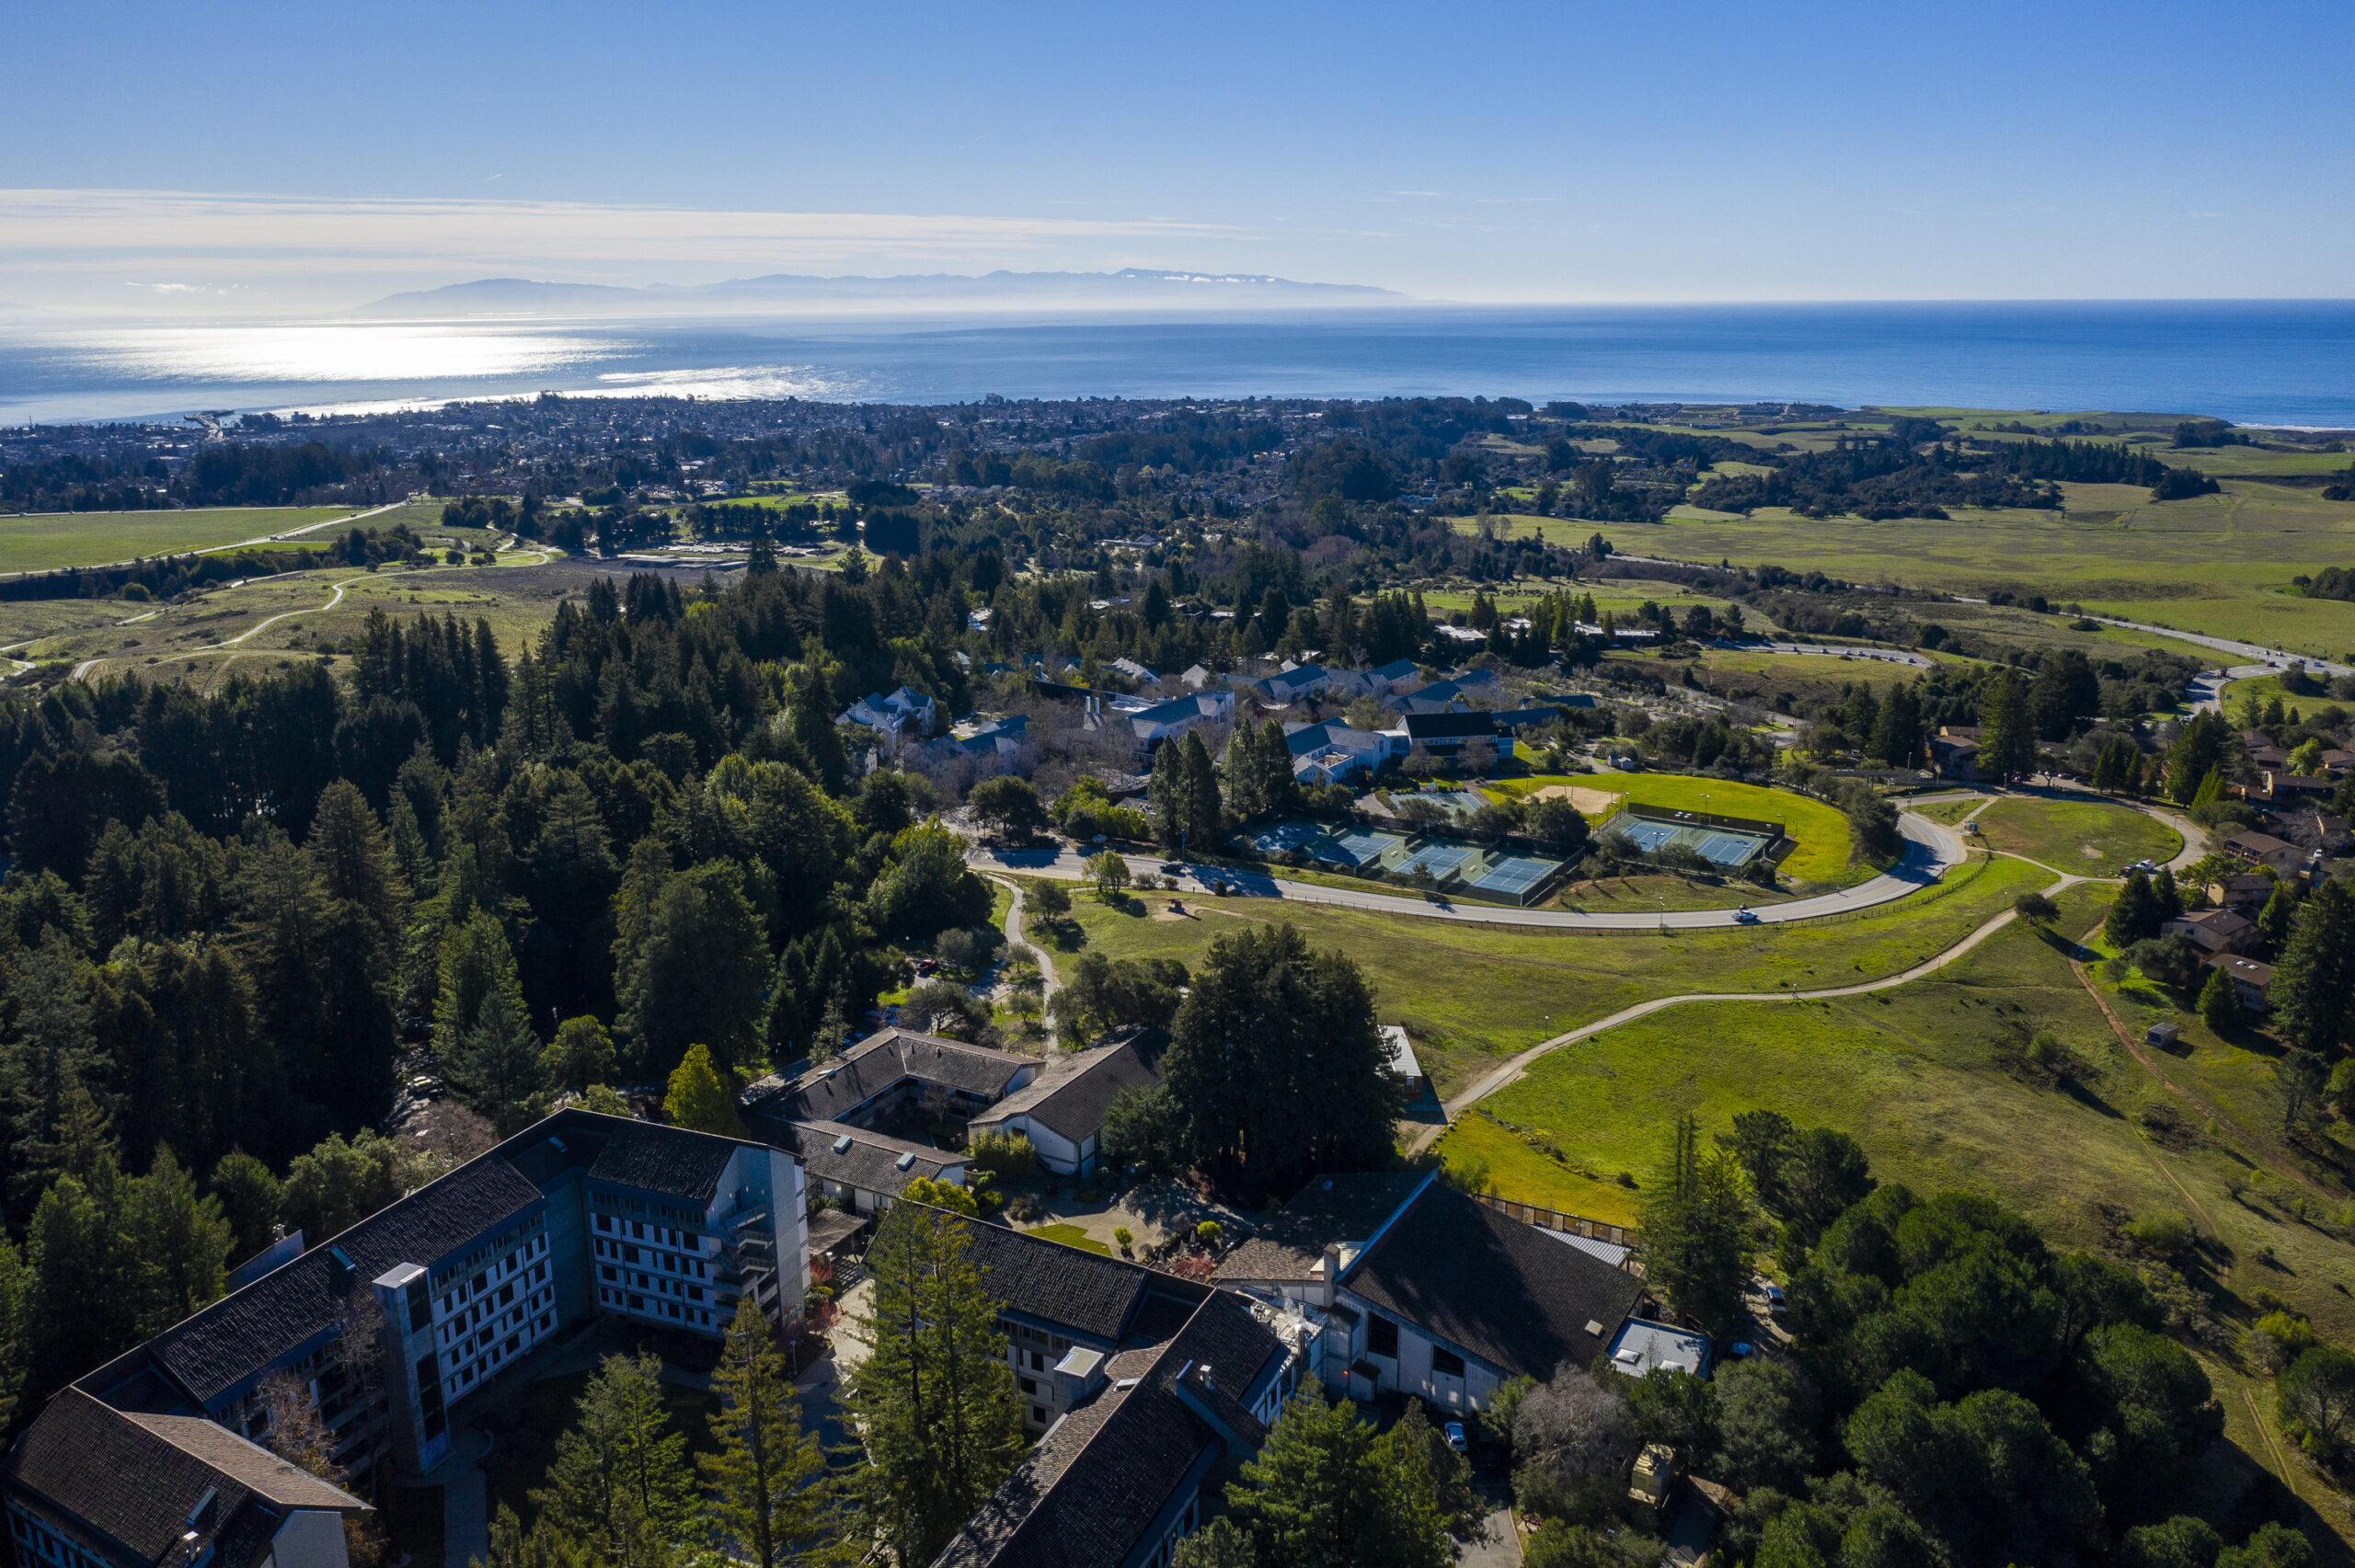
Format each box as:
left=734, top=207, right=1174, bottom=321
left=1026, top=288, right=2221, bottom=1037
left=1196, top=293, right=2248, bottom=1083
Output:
left=2079, top=614, right=2351, bottom=679
left=1403, top=869, right=2085, bottom=1154
left=969, top=807, right=1969, bottom=932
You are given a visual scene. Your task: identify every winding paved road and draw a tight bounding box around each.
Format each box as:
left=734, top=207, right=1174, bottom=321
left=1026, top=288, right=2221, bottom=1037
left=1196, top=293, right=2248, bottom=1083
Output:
left=970, top=808, right=1969, bottom=931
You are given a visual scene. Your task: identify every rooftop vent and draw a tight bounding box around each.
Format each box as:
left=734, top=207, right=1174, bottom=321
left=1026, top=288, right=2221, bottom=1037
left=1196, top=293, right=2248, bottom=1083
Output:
left=896, top=1151, right=918, bottom=1172
left=1584, top=1320, right=1605, bottom=1337
left=1115, top=1377, right=1140, bottom=1390
left=833, top=1134, right=855, bottom=1155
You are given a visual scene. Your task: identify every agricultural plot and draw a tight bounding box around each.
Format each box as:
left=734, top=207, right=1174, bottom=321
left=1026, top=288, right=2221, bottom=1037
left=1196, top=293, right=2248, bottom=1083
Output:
left=0, top=506, right=362, bottom=575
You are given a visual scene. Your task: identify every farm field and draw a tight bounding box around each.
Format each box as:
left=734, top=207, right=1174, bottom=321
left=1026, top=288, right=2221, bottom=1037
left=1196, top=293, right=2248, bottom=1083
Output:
left=1485, top=772, right=1857, bottom=883
left=1038, top=850, right=2043, bottom=1099
left=0, top=505, right=365, bottom=574
left=1972, top=796, right=2183, bottom=873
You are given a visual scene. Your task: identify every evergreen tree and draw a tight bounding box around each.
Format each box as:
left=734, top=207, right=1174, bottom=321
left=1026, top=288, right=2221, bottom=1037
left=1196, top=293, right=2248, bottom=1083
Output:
left=840, top=1200, right=1024, bottom=1567
left=1635, top=1115, right=1756, bottom=1338
left=2106, top=869, right=2164, bottom=950
left=210, top=1149, right=283, bottom=1265
left=1161, top=922, right=1396, bottom=1188
left=700, top=1298, right=831, bottom=1567
left=2257, top=879, right=2300, bottom=956
left=662, top=1045, right=745, bottom=1137
left=1149, top=735, right=1185, bottom=850
left=1173, top=1518, right=1258, bottom=1568
left=614, top=859, right=769, bottom=1079
left=279, top=1129, right=402, bottom=1244
left=2165, top=711, right=2232, bottom=806
left=2153, top=865, right=2184, bottom=921
left=1976, top=670, right=2037, bottom=782
left=2, top=938, right=109, bottom=1207
left=26, top=1149, right=139, bottom=1398
left=535, top=1351, right=695, bottom=1568
left=0, top=1233, right=29, bottom=1435
left=433, top=908, right=528, bottom=1061
left=1228, top=1390, right=1403, bottom=1568
left=2199, top=966, right=2239, bottom=1032
left=2269, top=878, right=2355, bottom=1055
left=542, top=1015, right=617, bottom=1098
left=126, top=1142, right=233, bottom=1337
left=1180, top=730, right=1224, bottom=851
left=448, top=989, right=546, bottom=1136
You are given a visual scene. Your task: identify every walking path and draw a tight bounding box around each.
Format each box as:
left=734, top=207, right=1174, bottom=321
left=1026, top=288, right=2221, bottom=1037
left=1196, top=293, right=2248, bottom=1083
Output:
left=986, top=876, right=1061, bottom=1045
left=1404, top=865, right=2077, bottom=1154
left=970, top=808, right=1969, bottom=932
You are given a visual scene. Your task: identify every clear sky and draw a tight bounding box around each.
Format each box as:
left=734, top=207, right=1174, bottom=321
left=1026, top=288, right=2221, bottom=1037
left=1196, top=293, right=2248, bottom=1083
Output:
left=5, top=0, right=2351, bottom=314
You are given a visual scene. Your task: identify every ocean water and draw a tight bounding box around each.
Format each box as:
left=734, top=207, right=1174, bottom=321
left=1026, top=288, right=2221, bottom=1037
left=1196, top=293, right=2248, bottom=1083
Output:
left=3, top=300, right=2352, bottom=427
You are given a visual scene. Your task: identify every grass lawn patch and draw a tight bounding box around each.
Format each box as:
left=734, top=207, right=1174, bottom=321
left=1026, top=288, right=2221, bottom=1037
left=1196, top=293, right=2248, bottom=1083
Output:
left=1911, top=798, right=1990, bottom=825
left=1042, top=851, right=2044, bottom=1099
left=1439, top=1111, right=1641, bottom=1226
left=1488, top=773, right=1856, bottom=884
left=0, top=507, right=363, bottom=575
left=1974, top=797, right=2180, bottom=873
left=1024, top=1222, right=1112, bottom=1256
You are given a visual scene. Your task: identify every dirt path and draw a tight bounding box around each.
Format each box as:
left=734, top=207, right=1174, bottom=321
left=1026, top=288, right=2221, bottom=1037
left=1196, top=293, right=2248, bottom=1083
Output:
left=1405, top=870, right=2082, bottom=1156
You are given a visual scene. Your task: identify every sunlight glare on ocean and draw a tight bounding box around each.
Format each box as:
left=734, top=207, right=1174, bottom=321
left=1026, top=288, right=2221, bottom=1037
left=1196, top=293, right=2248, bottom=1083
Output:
left=67, top=321, right=614, bottom=383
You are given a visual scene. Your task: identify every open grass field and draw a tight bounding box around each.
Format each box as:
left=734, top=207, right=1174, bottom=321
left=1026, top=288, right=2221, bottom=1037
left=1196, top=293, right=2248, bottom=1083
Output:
left=1042, top=850, right=2043, bottom=1099
left=1485, top=773, right=1856, bottom=882
left=1973, top=796, right=2183, bottom=873
left=1630, top=484, right=2355, bottom=660
left=0, top=554, right=603, bottom=687
left=0, top=506, right=365, bottom=575
left=1911, top=798, right=1989, bottom=825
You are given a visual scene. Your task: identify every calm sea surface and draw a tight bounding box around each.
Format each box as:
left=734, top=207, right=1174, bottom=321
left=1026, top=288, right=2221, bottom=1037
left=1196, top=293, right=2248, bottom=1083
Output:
left=3, top=301, right=2351, bottom=426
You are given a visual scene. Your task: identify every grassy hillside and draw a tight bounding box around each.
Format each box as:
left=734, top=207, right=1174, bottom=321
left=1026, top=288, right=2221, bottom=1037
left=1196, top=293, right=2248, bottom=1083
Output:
left=0, top=506, right=363, bottom=575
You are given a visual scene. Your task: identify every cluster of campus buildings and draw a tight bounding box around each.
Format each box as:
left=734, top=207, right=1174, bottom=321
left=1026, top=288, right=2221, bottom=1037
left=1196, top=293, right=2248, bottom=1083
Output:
left=7, top=1024, right=1692, bottom=1568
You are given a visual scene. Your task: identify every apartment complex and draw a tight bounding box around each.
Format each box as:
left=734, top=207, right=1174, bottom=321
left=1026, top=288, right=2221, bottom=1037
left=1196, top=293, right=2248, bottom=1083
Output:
left=6, top=1111, right=807, bottom=1552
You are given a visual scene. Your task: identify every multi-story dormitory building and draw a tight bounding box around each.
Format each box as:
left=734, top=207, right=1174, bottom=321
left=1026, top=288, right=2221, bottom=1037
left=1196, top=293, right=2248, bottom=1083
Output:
left=3, top=1111, right=807, bottom=1568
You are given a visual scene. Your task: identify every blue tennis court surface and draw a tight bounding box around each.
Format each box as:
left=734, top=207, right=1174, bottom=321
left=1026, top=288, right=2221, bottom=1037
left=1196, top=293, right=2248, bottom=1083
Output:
left=1389, top=842, right=1473, bottom=880
left=1318, top=829, right=1406, bottom=866
left=1469, top=853, right=1557, bottom=898
left=1600, top=810, right=1772, bottom=867
left=1615, top=819, right=1677, bottom=852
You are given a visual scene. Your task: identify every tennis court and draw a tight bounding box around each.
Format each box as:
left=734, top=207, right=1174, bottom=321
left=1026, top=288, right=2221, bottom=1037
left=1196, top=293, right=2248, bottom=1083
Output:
left=1465, top=853, right=1562, bottom=901
left=1599, top=810, right=1773, bottom=867
left=1240, top=819, right=1327, bottom=855
left=1317, top=827, right=1407, bottom=867
left=1387, top=841, right=1475, bottom=881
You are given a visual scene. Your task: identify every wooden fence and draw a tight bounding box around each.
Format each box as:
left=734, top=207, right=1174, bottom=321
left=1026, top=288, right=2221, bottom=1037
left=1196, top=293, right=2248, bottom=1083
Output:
left=1472, top=1191, right=1638, bottom=1256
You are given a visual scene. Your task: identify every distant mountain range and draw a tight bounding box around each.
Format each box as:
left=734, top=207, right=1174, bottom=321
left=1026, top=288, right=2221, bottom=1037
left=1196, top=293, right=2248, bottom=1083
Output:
left=354, top=268, right=1407, bottom=318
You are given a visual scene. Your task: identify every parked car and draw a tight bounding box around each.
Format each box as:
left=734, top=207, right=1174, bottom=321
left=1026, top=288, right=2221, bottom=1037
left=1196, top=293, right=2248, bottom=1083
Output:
left=1159, top=861, right=1187, bottom=875
left=1763, top=1282, right=1786, bottom=1312
left=1443, top=1421, right=1468, bottom=1454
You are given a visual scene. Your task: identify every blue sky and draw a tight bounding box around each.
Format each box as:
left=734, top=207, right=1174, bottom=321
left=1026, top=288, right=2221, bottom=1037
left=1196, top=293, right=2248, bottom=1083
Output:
left=5, top=0, right=2351, bottom=312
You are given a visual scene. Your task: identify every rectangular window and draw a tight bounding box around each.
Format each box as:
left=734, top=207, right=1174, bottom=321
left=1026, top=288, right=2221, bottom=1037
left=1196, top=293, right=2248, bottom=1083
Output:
left=1020, top=1377, right=1037, bottom=1396
left=1368, top=1316, right=1399, bottom=1358
left=1031, top=1405, right=1047, bottom=1425
left=1431, top=1347, right=1465, bottom=1377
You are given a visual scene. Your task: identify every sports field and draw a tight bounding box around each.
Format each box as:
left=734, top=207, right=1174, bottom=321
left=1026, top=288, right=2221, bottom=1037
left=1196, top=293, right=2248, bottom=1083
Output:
left=0, top=506, right=365, bottom=575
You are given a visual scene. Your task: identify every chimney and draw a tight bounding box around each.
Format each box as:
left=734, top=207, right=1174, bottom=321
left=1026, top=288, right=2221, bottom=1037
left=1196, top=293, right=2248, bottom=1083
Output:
left=1320, top=1243, right=1342, bottom=1307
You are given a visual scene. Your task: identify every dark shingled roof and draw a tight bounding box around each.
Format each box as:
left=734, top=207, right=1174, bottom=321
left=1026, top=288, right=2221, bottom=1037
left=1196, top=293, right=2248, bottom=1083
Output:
left=968, top=1033, right=1163, bottom=1144
left=1344, top=1183, right=1643, bottom=1382
left=1402, top=710, right=1499, bottom=742
left=929, top=1293, right=1283, bottom=1568
left=1214, top=1171, right=1427, bottom=1284
left=768, top=1118, right=964, bottom=1199
left=8, top=1390, right=364, bottom=1568
left=746, top=1028, right=1042, bottom=1126
left=961, top=1221, right=1155, bottom=1345
left=585, top=1118, right=741, bottom=1202
left=142, top=1157, right=543, bottom=1404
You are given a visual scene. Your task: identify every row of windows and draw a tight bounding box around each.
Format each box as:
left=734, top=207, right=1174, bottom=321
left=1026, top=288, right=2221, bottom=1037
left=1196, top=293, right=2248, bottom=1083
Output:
left=594, top=1234, right=709, bottom=1276
left=10, top=1506, right=103, bottom=1568
left=592, top=1189, right=711, bottom=1231
left=432, top=1221, right=547, bottom=1302
left=1363, top=1314, right=1465, bottom=1379
left=599, top=1285, right=716, bottom=1329
left=444, top=1290, right=556, bottom=1398
left=598, top=1261, right=709, bottom=1305
left=441, top=1260, right=551, bottom=1351
left=435, top=1232, right=548, bottom=1322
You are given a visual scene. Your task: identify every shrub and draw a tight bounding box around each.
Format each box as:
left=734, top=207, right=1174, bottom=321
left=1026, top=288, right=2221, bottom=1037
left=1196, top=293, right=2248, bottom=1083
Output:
left=967, top=1128, right=1038, bottom=1183
left=2123, top=1213, right=2192, bottom=1258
